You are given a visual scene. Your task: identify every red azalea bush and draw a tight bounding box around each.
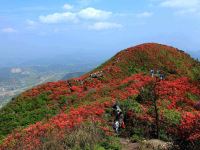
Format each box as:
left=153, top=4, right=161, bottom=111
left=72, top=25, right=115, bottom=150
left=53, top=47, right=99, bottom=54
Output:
left=0, top=101, right=111, bottom=150
left=179, top=112, right=200, bottom=142
left=156, top=77, right=200, bottom=110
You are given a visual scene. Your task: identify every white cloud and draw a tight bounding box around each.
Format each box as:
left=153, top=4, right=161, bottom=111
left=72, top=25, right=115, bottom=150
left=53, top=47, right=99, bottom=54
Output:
left=78, top=7, right=112, bottom=20
left=159, top=0, right=200, bottom=14
left=160, top=0, right=200, bottom=8
left=39, top=12, right=78, bottom=24
left=1, top=27, right=17, bottom=33
left=27, top=19, right=38, bottom=26
left=26, top=19, right=38, bottom=29
left=63, top=3, right=73, bottom=10
left=88, top=22, right=122, bottom=30
left=39, top=7, right=113, bottom=24
left=136, top=11, right=153, bottom=18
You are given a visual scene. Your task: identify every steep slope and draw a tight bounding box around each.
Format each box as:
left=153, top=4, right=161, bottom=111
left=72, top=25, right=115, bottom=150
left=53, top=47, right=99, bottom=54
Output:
left=0, top=43, right=200, bottom=150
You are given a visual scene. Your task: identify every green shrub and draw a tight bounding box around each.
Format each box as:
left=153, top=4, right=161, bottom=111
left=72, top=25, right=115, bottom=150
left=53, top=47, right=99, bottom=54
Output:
left=190, top=64, right=200, bottom=81
left=128, top=64, right=147, bottom=75
left=120, top=98, right=142, bottom=114
left=59, top=95, right=68, bottom=108
left=99, top=136, right=121, bottom=150
left=94, top=145, right=106, bottom=150
left=135, top=84, right=155, bottom=104
left=0, top=93, right=58, bottom=141
left=163, top=109, right=181, bottom=125
left=187, top=92, right=199, bottom=102
left=159, top=129, right=172, bottom=142
left=130, top=134, right=144, bottom=142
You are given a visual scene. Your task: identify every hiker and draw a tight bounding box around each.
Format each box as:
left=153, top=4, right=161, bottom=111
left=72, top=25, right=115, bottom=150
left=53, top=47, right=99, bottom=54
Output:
left=67, top=80, right=72, bottom=87
left=160, top=74, right=164, bottom=80
left=112, top=102, right=120, bottom=113
left=67, top=80, right=73, bottom=92
left=90, top=72, right=98, bottom=78
left=112, top=103, right=125, bottom=133
left=90, top=71, right=103, bottom=78
left=150, top=69, right=155, bottom=77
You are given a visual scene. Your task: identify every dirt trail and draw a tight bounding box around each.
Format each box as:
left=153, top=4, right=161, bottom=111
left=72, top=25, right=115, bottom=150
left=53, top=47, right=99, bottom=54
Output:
left=120, top=138, right=139, bottom=150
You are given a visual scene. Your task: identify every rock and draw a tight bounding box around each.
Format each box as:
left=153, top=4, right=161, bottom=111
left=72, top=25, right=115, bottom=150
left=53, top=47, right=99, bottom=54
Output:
left=139, top=139, right=172, bottom=150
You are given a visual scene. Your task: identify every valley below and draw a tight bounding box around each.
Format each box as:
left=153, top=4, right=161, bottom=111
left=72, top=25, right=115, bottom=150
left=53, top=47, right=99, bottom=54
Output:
left=0, top=65, right=87, bottom=108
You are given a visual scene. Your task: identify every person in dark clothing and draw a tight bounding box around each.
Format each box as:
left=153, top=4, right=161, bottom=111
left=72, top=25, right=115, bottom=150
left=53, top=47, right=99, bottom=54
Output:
left=67, top=80, right=73, bottom=92
left=150, top=69, right=155, bottom=77
left=160, top=74, right=165, bottom=80
left=112, top=103, right=125, bottom=133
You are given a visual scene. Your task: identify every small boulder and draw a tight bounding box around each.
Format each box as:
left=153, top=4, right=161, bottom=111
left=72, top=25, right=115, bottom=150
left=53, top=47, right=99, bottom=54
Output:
left=139, top=139, right=173, bottom=150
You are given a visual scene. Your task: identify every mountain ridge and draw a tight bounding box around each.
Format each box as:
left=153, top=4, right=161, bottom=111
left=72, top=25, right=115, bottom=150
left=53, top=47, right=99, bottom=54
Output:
left=0, top=43, right=200, bottom=150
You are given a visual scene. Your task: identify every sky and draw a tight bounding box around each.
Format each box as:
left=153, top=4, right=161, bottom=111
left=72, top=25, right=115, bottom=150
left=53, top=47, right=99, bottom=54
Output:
left=0, top=0, right=200, bottom=66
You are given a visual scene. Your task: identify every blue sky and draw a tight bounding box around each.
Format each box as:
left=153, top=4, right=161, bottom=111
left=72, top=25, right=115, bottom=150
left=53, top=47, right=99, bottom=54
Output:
left=0, top=0, right=200, bottom=66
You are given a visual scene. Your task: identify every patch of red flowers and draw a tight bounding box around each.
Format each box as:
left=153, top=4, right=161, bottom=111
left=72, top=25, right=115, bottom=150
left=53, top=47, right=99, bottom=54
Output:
left=1, top=101, right=112, bottom=150
left=156, top=77, right=200, bottom=110
left=179, top=111, right=200, bottom=142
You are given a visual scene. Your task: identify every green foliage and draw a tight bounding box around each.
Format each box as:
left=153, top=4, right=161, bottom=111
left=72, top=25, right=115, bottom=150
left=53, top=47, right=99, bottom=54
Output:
left=163, top=109, right=181, bottom=125
left=128, top=65, right=138, bottom=74
left=99, top=86, right=111, bottom=96
left=189, top=62, right=200, bottom=81
left=135, top=50, right=150, bottom=64
left=99, top=136, right=121, bottom=150
left=119, top=97, right=142, bottom=114
left=41, top=122, right=121, bottom=150
left=176, top=101, right=187, bottom=107
left=0, top=93, right=58, bottom=141
left=59, top=95, right=68, bottom=108
left=159, top=129, right=172, bottom=142
left=135, top=83, right=156, bottom=104
left=128, top=64, right=147, bottom=75
left=94, top=145, right=106, bottom=150
left=147, top=107, right=154, bottom=115
left=187, top=92, right=199, bottom=102
left=130, top=134, right=144, bottom=142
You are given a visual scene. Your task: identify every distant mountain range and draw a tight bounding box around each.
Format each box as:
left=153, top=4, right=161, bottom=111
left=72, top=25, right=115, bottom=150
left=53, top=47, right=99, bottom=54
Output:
left=0, top=50, right=109, bottom=68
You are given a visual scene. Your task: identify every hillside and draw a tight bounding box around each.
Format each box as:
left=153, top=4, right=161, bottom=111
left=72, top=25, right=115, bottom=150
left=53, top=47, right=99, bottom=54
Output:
left=0, top=43, right=200, bottom=150
left=62, top=72, right=85, bottom=80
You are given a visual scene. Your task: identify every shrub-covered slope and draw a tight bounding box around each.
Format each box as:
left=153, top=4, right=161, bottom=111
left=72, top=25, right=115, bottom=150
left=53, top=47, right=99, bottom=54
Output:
left=0, top=43, right=200, bottom=150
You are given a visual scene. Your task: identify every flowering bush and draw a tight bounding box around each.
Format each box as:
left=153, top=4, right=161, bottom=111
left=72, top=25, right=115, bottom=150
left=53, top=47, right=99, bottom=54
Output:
left=0, top=101, right=111, bottom=150
left=179, top=112, right=200, bottom=141
left=1, top=43, right=200, bottom=149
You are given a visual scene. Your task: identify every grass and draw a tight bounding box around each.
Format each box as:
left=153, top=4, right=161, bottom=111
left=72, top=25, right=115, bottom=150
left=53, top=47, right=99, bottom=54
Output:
left=40, top=122, right=121, bottom=150
left=0, top=93, right=58, bottom=141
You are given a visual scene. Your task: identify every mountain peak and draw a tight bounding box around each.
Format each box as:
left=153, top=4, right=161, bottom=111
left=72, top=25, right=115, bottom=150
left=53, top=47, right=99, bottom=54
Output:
left=93, top=43, right=198, bottom=81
